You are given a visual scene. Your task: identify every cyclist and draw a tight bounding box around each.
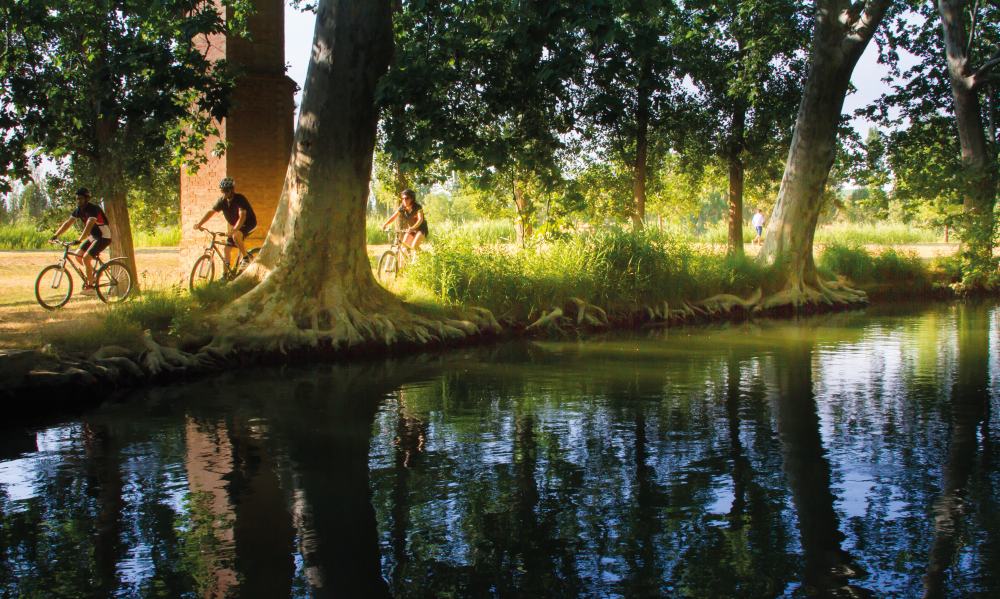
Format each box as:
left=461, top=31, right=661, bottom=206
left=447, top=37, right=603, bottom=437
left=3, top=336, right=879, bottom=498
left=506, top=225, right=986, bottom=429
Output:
left=50, top=187, right=112, bottom=290
left=381, top=189, right=428, bottom=252
left=193, top=177, right=257, bottom=267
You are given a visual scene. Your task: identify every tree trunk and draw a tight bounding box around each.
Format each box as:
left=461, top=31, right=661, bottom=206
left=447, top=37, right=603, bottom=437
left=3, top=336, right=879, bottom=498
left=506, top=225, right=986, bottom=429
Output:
left=95, top=157, right=140, bottom=289
left=513, top=182, right=533, bottom=245
left=216, top=0, right=495, bottom=350
left=937, top=0, right=998, bottom=287
left=631, top=58, right=652, bottom=231
left=758, top=1, right=890, bottom=310
left=726, top=107, right=746, bottom=256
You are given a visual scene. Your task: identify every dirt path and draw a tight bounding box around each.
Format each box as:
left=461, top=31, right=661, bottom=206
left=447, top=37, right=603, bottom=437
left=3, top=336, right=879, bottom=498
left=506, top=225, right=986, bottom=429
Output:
left=0, top=242, right=961, bottom=351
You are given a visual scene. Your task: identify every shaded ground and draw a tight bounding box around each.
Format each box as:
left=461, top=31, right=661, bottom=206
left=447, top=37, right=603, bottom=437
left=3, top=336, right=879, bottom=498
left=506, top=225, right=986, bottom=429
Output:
left=0, top=242, right=960, bottom=350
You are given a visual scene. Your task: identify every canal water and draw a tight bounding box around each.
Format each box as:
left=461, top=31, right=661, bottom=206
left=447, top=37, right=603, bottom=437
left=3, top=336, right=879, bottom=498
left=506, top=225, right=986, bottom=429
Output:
left=1, top=302, right=997, bottom=597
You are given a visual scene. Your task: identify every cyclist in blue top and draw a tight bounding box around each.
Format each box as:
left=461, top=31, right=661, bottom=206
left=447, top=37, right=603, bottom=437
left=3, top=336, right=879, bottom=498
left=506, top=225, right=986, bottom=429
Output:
left=50, top=187, right=112, bottom=290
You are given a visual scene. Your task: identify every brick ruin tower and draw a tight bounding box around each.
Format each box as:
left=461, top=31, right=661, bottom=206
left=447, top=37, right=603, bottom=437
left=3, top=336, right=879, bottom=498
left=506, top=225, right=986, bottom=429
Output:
left=179, top=0, right=296, bottom=271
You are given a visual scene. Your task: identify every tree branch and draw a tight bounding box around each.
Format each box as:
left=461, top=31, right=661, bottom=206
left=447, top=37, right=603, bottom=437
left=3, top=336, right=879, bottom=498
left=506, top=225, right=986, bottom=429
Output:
left=971, top=47, right=1000, bottom=89
left=842, top=0, right=892, bottom=58
left=966, top=0, right=980, bottom=57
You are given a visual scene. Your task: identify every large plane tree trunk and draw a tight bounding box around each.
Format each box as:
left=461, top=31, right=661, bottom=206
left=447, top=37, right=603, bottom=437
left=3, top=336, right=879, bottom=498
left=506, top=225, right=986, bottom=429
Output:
left=936, top=0, right=999, bottom=289
left=758, top=0, right=891, bottom=311
left=214, top=0, right=496, bottom=351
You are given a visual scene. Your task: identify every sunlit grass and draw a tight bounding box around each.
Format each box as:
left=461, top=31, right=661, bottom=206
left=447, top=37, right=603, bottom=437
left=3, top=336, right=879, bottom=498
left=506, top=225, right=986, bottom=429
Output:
left=0, top=222, right=181, bottom=249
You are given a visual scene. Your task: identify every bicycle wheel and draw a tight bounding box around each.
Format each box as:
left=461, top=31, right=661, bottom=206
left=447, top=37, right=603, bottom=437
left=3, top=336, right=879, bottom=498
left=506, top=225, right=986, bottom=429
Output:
left=95, top=260, right=133, bottom=304
left=189, top=254, right=216, bottom=291
left=35, top=265, right=73, bottom=310
left=377, top=251, right=398, bottom=283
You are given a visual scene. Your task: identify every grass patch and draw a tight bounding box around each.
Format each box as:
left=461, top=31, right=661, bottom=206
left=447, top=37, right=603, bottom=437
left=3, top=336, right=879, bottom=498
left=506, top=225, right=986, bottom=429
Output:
left=133, top=225, right=181, bottom=247
left=818, top=243, right=934, bottom=292
left=0, top=222, right=181, bottom=249
left=814, top=222, right=940, bottom=246
left=398, top=227, right=770, bottom=321
left=0, top=222, right=51, bottom=250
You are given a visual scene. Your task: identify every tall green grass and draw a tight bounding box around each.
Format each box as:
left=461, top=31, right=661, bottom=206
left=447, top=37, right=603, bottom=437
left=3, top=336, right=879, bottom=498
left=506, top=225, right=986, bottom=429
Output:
left=366, top=217, right=517, bottom=246
left=814, top=222, right=940, bottom=245
left=818, top=243, right=933, bottom=290
left=399, top=227, right=768, bottom=320
left=0, top=222, right=181, bottom=249
left=0, top=222, right=50, bottom=249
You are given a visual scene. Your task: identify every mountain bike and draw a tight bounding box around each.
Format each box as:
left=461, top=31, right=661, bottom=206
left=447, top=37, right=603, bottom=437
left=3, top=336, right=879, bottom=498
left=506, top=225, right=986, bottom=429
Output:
left=377, top=230, right=413, bottom=283
left=35, top=240, right=134, bottom=310
left=189, top=230, right=260, bottom=291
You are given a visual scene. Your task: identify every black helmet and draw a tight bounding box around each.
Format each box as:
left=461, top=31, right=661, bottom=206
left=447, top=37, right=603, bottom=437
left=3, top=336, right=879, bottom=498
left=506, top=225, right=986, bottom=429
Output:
left=75, top=187, right=91, bottom=197
left=219, top=177, right=235, bottom=190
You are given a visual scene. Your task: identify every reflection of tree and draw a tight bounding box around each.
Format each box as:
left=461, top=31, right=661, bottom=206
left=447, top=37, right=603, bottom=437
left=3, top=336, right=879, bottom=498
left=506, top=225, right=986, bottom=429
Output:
left=82, top=422, right=125, bottom=596
left=922, top=305, right=992, bottom=597
left=274, top=368, right=392, bottom=598
left=774, top=340, right=870, bottom=596
left=227, top=418, right=296, bottom=598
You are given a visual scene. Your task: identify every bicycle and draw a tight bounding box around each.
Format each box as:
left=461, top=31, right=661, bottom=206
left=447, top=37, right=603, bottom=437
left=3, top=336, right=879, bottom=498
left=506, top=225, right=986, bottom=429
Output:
left=376, top=230, right=414, bottom=283
left=35, top=240, right=134, bottom=310
left=189, top=230, right=261, bottom=292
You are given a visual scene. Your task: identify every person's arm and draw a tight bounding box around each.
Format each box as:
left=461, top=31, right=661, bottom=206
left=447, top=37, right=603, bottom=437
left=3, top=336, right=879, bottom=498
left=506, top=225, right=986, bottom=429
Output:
left=51, top=216, right=77, bottom=240
left=78, top=217, right=97, bottom=243
left=193, top=209, right=216, bottom=231
left=234, top=207, right=246, bottom=231
left=382, top=212, right=399, bottom=230
left=409, top=210, right=424, bottom=232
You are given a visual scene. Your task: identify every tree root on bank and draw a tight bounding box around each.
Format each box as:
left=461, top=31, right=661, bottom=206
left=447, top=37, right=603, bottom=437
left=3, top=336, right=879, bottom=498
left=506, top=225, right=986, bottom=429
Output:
left=527, top=298, right=610, bottom=331
left=207, top=285, right=502, bottom=356
left=754, top=278, right=867, bottom=314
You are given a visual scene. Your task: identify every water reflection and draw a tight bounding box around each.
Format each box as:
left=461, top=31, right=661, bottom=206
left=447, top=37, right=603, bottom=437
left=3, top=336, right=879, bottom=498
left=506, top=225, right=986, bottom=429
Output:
left=0, top=302, right=997, bottom=597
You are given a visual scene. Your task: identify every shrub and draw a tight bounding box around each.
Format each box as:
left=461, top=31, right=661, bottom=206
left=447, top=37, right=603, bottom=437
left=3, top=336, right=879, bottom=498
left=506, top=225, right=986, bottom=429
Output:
left=818, top=243, right=932, bottom=290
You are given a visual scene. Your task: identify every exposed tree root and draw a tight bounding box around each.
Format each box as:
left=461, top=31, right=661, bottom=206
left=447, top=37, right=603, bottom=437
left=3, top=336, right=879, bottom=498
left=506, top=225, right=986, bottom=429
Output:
left=526, top=298, right=610, bottom=331
left=755, top=277, right=867, bottom=314
left=207, top=279, right=501, bottom=356
left=697, top=288, right=762, bottom=316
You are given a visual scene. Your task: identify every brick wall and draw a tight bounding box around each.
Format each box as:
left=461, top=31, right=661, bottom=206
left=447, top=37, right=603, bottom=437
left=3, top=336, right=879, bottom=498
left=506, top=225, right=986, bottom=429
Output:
left=178, top=0, right=295, bottom=275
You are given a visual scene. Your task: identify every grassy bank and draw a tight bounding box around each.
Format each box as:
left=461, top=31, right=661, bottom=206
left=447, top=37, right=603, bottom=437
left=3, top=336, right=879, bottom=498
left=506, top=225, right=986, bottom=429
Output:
left=0, top=223, right=181, bottom=249
left=393, top=229, right=941, bottom=322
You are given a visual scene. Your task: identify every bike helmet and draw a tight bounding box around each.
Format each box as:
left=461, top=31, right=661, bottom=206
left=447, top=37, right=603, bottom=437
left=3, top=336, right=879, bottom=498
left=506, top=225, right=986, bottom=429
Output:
left=75, top=187, right=91, bottom=197
left=219, top=177, right=235, bottom=190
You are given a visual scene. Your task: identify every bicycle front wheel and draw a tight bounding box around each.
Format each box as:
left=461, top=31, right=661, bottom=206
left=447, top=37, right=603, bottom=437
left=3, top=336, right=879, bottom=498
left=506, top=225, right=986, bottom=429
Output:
left=35, top=265, right=73, bottom=310
left=377, top=251, right=398, bottom=283
left=95, top=260, right=133, bottom=304
left=189, top=254, right=216, bottom=292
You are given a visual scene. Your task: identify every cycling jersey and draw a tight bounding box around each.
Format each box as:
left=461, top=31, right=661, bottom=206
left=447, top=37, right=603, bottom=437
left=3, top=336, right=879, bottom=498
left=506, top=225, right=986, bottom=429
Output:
left=71, top=203, right=112, bottom=240
left=212, top=193, right=258, bottom=231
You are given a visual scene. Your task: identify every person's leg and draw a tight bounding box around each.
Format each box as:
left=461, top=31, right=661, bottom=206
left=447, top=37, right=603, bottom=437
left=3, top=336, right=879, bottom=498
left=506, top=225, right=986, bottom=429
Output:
left=402, top=231, right=417, bottom=251
left=231, top=229, right=249, bottom=260
left=410, top=231, right=425, bottom=252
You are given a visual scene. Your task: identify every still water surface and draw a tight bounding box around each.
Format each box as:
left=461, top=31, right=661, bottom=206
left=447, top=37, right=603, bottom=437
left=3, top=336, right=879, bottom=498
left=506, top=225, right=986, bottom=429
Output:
left=1, top=302, right=998, bottom=597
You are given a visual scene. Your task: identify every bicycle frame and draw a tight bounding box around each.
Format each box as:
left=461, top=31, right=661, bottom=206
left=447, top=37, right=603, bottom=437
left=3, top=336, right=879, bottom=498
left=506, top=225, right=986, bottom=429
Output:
left=54, top=242, right=105, bottom=284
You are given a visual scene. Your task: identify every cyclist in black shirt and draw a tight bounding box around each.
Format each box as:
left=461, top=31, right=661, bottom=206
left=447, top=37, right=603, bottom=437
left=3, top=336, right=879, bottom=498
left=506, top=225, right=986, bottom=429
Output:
left=381, top=189, right=428, bottom=252
left=50, top=187, right=112, bottom=290
left=193, top=177, right=257, bottom=267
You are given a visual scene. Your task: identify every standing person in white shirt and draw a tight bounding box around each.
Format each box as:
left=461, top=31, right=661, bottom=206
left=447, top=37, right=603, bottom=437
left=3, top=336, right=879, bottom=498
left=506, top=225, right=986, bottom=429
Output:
left=751, top=208, right=766, bottom=246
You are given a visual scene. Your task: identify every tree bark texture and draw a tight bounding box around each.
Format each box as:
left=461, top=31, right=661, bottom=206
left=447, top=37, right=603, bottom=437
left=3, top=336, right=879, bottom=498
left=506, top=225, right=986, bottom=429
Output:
left=936, top=0, right=998, bottom=279
left=758, top=0, right=890, bottom=308
left=631, top=59, right=652, bottom=231
left=727, top=107, right=746, bottom=256
left=218, top=0, right=496, bottom=350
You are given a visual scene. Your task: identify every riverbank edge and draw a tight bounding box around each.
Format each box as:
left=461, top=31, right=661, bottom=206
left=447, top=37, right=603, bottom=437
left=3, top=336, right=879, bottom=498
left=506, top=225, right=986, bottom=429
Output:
left=0, top=285, right=976, bottom=424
